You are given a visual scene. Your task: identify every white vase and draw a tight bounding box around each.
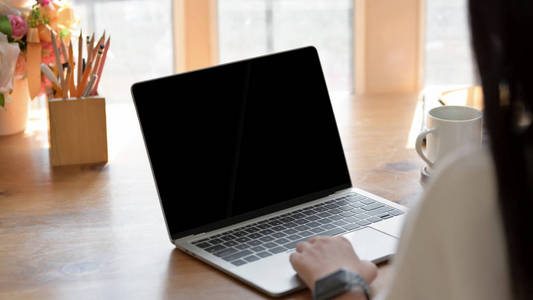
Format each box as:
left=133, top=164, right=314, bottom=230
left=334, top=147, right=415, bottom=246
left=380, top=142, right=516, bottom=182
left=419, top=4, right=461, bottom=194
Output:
left=0, top=78, right=30, bottom=136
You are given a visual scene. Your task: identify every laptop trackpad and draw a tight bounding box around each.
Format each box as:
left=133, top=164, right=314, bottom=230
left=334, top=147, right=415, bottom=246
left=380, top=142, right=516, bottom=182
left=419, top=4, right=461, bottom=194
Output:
left=344, top=227, right=398, bottom=263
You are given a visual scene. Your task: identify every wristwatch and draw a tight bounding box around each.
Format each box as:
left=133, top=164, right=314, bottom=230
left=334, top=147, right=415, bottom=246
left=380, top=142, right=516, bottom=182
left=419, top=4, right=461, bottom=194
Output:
left=312, top=268, right=370, bottom=300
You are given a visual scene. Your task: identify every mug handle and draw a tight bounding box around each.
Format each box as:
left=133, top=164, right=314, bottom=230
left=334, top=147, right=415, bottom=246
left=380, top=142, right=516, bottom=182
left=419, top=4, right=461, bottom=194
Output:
left=415, top=128, right=436, bottom=169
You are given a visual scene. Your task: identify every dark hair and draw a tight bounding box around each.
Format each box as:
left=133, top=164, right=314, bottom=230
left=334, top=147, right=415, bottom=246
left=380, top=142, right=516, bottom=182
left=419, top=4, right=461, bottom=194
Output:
left=469, top=0, right=533, bottom=298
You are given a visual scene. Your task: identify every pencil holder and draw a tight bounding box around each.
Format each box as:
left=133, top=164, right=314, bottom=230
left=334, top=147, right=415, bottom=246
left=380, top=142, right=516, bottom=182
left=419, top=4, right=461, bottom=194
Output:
left=48, top=96, right=108, bottom=166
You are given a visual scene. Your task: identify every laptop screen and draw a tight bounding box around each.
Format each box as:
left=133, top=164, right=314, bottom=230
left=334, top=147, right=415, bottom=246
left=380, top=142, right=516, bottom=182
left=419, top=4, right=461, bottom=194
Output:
left=131, top=47, right=351, bottom=240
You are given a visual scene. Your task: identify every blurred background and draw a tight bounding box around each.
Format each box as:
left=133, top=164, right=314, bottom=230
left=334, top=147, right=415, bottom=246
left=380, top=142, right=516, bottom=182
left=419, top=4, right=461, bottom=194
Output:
left=69, top=0, right=474, bottom=103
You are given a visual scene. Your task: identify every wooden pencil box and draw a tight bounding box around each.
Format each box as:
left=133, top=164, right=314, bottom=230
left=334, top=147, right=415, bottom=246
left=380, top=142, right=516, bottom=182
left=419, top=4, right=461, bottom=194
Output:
left=48, top=96, right=108, bottom=166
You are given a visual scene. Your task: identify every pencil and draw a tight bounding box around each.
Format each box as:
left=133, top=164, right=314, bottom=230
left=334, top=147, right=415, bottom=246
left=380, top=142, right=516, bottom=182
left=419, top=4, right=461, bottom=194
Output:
left=60, top=39, right=69, bottom=98
left=78, top=35, right=99, bottom=96
left=69, top=68, right=75, bottom=98
left=51, top=64, right=58, bottom=78
left=95, top=31, right=105, bottom=51
left=91, top=44, right=104, bottom=80
left=68, top=42, right=76, bottom=97
left=82, top=74, right=98, bottom=97
left=77, top=64, right=92, bottom=98
left=86, top=34, right=92, bottom=63
left=89, top=33, right=95, bottom=60
left=88, top=32, right=104, bottom=69
left=60, top=38, right=68, bottom=64
left=63, top=65, right=71, bottom=99
left=92, top=37, right=110, bottom=95
left=77, top=30, right=83, bottom=87
left=51, top=31, right=64, bottom=94
left=55, top=86, right=62, bottom=98
left=85, top=40, right=98, bottom=70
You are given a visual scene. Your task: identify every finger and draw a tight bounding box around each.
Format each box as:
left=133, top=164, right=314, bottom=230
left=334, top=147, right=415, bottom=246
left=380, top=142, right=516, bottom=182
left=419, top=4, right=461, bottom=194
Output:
left=289, top=253, right=314, bottom=289
left=308, top=236, right=328, bottom=244
left=295, top=241, right=311, bottom=253
left=307, top=236, right=320, bottom=243
left=289, top=252, right=302, bottom=268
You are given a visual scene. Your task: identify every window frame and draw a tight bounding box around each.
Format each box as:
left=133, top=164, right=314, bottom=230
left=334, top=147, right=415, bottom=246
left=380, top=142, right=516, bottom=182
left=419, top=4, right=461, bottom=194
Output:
left=172, top=0, right=425, bottom=94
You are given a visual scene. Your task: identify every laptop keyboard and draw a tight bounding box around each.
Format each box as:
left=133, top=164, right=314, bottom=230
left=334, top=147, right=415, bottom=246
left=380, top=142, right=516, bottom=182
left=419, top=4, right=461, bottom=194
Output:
left=191, top=193, right=404, bottom=267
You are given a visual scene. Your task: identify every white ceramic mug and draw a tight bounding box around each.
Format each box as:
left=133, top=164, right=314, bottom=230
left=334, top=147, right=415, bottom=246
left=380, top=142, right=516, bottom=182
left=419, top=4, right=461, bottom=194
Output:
left=416, top=105, right=483, bottom=171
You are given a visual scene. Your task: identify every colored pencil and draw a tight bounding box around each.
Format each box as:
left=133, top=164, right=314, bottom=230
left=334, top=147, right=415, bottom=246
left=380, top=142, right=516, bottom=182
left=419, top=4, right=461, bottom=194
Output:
left=50, top=31, right=64, bottom=93
left=91, top=44, right=104, bottom=79
left=82, top=74, right=98, bottom=97
left=60, top=38, right=68, bottom=64
left=88, top=32, right=104, bottom=69
left=60, top=39, right=69, bottom=98
left=77, top=64, right=92, bottom=98
left=77, top=30, right=83, bottom=86
left=86, top=35, right=92, bottom=63
left=88, top=33, right=95, bottom=60
left=95, top=31, right=105, bottom=52
left=63, top=65, right=71, bottom=99
left=68, top=42, right=76, bottom=97
left=92, top=37, right=110, bottom=95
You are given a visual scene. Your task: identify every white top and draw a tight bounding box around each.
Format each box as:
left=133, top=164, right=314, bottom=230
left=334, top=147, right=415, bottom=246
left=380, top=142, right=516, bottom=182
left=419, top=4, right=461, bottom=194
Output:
left=377, top=147, right=512, bottom=300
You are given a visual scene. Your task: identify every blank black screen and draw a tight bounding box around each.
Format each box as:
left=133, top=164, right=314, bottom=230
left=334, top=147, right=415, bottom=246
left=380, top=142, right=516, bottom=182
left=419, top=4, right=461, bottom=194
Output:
left=131, top=47, right=351, bottom=240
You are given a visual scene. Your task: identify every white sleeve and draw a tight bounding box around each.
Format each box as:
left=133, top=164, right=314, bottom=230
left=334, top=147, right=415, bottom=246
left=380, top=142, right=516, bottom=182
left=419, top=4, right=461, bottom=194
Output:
left=374, top=148, right=510, bottom=300
left=374, top=176, right=453, bottom=300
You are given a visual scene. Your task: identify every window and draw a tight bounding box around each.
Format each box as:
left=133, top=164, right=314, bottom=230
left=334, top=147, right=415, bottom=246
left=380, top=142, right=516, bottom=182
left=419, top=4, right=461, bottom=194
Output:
left=218, top=0, right=354, bottom=93
left=425, top=0, right=475, bottom=89
left=71, top=0, right=173, bottom=103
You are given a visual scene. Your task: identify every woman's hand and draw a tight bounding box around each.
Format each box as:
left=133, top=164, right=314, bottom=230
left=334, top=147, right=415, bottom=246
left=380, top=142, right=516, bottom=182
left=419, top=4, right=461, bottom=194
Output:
left=289, top=236, right=378, bottom=291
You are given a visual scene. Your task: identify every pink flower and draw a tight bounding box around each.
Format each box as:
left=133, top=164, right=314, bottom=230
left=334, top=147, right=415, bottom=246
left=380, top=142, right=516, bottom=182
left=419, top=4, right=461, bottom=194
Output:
left=41, top=41, right=56, bottom=65
left=8, top=15, right=27, bottom=40
left=37, top=0, right=52, bottom=6
left=41, top=72, right=50, bottom=95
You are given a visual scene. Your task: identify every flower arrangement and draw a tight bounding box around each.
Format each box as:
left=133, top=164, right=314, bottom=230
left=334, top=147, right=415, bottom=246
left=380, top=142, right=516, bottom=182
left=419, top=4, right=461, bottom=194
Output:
left=0, top=0, right=78, bottom=107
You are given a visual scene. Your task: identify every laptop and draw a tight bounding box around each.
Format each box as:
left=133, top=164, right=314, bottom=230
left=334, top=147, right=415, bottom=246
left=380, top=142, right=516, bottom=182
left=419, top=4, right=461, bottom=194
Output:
left=131, top=46, right=406, bottom=297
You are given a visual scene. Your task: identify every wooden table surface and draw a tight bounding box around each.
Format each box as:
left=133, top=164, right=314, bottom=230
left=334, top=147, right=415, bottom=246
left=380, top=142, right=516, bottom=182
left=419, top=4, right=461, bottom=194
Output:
left=0, top=93, right=424, bottom=299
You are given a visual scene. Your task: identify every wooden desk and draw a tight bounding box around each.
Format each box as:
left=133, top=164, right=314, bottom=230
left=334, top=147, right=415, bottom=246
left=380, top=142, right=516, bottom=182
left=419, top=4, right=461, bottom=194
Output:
left=0, top=93, right=424, bottom=299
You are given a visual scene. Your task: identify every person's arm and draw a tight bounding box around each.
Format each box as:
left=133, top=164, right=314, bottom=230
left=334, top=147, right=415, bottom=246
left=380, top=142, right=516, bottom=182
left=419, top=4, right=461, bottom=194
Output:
left=289, top=236, right=377, bottom=299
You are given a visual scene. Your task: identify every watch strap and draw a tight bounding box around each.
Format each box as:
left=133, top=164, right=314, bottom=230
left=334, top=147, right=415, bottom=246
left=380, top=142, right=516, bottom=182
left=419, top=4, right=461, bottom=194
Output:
left=312, top=268, right=370, bottom=300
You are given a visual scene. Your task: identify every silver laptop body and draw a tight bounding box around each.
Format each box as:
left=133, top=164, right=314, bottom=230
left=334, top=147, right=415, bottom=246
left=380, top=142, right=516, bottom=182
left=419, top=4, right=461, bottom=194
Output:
left=131, top=47, right=407, bottom=297
left=174, top=187, right=405, bottom=297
